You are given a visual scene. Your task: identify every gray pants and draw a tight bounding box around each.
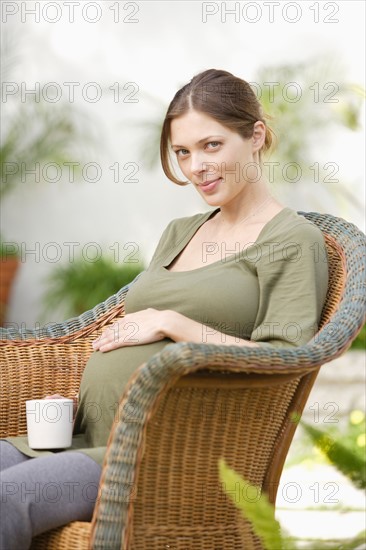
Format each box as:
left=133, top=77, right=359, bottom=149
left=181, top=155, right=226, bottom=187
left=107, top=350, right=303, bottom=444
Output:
left=0, top=441, right=102, bottom=550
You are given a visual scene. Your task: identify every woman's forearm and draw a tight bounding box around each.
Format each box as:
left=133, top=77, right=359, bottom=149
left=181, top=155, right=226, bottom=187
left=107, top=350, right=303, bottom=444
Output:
left=160, top=310, right=260, bottom=348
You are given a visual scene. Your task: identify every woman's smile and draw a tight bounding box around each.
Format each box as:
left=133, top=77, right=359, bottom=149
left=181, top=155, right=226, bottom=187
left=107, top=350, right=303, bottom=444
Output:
left=199, top=177, right=223, bottom=192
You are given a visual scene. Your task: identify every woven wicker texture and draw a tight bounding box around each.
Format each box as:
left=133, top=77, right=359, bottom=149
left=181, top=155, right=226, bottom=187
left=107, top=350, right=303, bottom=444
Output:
left=29, top=522, right=91, bottom=549
left=1, top=211, right=365, bottom=549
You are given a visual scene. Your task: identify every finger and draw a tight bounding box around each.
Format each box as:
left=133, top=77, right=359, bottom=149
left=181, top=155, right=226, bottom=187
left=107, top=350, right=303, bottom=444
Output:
left=92, top=336, right=109, bottom=350
left=44, top=394, right=64, bottom=399
left=91, top=330, right=107, bottom=347
left=92, top=329, right=113, bottom=348
left=98, top=341, right=115, bottom=352
left=98, top=337, right=127, bottom=352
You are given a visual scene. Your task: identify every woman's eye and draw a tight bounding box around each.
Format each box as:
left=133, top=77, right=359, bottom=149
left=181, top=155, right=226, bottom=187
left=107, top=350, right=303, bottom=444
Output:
left=206, top=141, right=221, bottom=149
left=174, top=142, right=221, bottom=157
left=176, top=148, right=189, bottom=157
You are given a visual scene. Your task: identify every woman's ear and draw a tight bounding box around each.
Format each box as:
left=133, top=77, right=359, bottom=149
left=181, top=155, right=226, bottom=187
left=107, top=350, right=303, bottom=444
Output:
left=252, top=121, right=266, bottom=152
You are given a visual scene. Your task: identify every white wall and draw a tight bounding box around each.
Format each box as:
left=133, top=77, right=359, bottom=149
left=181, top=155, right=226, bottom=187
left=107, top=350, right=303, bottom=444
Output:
left=1, top=1, right=365, bottom=327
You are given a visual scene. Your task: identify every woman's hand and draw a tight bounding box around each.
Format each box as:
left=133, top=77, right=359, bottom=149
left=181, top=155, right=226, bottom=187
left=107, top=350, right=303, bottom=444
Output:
left=44, top=393, right=79, bottom=421
left=91, top=308, right=167, bottom=352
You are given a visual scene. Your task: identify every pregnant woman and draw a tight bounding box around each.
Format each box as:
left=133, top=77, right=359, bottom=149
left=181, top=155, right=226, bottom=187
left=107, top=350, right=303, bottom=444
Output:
left=0, top=68, right=329, bottom=548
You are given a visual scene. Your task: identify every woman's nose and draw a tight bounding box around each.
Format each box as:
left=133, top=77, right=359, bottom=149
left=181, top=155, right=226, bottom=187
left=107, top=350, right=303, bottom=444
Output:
left=190, top=153, right=216, bottom=178
left=190, top=153, right=205, bottom=176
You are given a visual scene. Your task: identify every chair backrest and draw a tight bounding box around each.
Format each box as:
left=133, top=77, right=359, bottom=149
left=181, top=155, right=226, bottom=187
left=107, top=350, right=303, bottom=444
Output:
left=91, top=212, right=365, bottom=549
left=317, top=233, right=347, bottom=329
left=263, top=227, right=348, bottom=500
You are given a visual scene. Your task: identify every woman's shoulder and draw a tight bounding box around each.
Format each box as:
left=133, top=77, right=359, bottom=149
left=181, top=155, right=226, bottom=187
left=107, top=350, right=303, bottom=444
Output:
left=264, top=207, right=326, bottom=244
left=256, top=207, right=328, bottom=268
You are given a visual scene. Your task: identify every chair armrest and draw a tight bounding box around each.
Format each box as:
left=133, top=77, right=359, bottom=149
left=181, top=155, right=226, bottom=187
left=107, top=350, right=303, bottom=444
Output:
left=90, top=317, right=364, bottom=548
left=0, top=273, right=143, bottom=342
left=0, top=275, right=142, bottom=437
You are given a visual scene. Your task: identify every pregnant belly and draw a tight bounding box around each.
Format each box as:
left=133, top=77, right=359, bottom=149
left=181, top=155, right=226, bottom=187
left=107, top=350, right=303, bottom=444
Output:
left=73, top=338, right=173, bottom=447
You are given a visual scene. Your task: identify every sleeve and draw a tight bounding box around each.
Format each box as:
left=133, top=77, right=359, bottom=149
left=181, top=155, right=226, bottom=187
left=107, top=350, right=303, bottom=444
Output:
left=250, top=222, right=329, bottom=349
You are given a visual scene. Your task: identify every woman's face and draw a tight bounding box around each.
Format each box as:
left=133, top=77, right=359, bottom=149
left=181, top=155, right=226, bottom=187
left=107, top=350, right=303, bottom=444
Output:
left=170, top=109, right=264, bottom=207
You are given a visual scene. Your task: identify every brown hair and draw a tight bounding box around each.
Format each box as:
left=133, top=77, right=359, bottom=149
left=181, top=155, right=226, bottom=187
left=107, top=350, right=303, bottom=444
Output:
left=160, top=68, right=275, bottom=185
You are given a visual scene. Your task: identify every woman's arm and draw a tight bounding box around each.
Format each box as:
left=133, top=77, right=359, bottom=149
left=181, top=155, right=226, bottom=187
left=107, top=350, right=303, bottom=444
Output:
left=249, top=222, right=329, bottom=349
left=160, top=310, right=260, bottom=348
left=92, top=308, right=261, bottom=352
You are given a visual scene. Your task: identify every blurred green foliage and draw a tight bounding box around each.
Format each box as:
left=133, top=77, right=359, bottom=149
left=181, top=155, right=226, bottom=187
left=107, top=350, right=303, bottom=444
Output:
left=41, top=256, right=145, bottom=321
left=300, top=411, right=366, bottom=490
left=256, top=58, right=365, bottom=169
left=0, top=235, right=19, bottom=258
left=0, top=28, right=96, bottom=204
left=350, top=323, right=366, bottom=350
left=219, top=408, right=366, bottom=549
left=0, top=24, right=98, bottom=269
left=219, top=458, right=290, bottom=550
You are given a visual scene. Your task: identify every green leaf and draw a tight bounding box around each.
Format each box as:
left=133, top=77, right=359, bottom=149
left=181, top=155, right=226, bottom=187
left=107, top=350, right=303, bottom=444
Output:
left=300, top=421, right=366, bottom=489
left=218, top=458, right=291, bottom=550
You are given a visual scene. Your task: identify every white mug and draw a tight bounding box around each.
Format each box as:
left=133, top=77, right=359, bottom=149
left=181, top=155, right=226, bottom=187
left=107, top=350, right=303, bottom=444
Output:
left=26, top=398, right=73, bottom=449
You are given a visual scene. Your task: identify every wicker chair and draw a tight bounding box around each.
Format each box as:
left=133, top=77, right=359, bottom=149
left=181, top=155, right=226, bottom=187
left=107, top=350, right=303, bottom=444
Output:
left=1, top=211, right=365, bottom=550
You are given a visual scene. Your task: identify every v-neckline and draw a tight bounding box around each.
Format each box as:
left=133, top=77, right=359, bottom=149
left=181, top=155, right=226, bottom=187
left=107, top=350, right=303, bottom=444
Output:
left=161, top=206, right=290, bottom=274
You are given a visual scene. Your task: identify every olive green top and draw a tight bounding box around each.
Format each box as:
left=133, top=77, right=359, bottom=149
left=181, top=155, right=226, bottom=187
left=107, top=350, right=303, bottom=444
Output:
left=5, top=206, right=329, bottom=466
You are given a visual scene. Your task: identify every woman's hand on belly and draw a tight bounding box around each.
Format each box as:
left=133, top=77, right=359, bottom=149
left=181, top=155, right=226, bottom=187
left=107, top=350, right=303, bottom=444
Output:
left=91, top=308, right=167, bottom=352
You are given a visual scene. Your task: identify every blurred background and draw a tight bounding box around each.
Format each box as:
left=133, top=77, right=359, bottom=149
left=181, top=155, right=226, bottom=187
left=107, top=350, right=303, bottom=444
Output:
left=1, top=2, right=365, bottom=546
left=1, top=1, right=365, bottom=326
